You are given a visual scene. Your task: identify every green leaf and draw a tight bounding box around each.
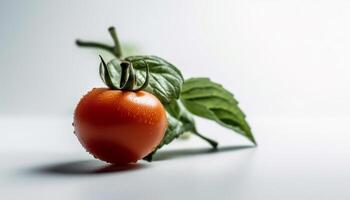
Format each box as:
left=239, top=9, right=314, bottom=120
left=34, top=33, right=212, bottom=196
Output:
left=143, top=100, right=196, bottom=161
left=181, top=77, right=256, bottom=144
left=124, top=56, right=184, bottom=104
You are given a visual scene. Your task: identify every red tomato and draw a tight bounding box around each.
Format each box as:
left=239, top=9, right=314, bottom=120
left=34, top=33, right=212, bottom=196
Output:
left=73, top=88, right=167, bottom=164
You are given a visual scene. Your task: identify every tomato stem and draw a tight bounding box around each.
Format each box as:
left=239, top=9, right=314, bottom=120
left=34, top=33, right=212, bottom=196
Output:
left=193, top=131, right=218, bottom=149
left=78, top=27, right=150, bottom=91
left=76, top=26, right=123, bottom=59
left=76, top=40, right=114, bottom=54
left=108, top=27, right=123, bottom=58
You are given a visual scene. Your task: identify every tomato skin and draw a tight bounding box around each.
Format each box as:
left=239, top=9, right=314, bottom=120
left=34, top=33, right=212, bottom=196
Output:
left=73, top=88, right=167, bottom=164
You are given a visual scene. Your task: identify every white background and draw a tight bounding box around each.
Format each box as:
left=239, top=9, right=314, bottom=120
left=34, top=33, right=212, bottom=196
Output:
left=1, top=1, right=350, bottom=200
left=1, top=0, right=350, bottom=117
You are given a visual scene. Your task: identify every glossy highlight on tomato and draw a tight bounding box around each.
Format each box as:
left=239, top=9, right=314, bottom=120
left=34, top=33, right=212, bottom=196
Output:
left=73, top=88, right=167, bottom=164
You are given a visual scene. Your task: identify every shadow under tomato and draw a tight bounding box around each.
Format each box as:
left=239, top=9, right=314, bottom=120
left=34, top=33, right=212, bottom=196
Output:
left=29, top=145, right=254, bottom=175
left=150, top=145, right=255, bottom=161
left=32, top=160, right=147, bottom=175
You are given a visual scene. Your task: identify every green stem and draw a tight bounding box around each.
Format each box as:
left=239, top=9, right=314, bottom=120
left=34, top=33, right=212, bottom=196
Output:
left=193, top=131, right=218, bottom=149
left=76, top=40, right=114, bottom=54
left=108, top=27, right=123, bottom=58
left=76, top=27, right=122, bottom=59
left=79, top=27, right=149, bottom=92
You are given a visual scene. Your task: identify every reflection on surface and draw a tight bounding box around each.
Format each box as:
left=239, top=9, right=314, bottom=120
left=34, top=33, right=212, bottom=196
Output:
left=79, top=146, right=256, bottom=200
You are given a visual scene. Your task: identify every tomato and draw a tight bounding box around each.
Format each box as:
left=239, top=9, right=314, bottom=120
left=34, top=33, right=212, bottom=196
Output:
left=73, top=88, right=167, bottom=164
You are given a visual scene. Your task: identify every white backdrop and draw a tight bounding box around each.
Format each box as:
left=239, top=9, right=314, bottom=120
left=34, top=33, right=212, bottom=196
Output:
left=1, top=0, right=350, bottom=118
left=2, top=2, right=350, bottom=199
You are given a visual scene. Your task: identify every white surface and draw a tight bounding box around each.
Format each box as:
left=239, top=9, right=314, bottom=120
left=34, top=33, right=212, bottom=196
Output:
left=1, top=116, right=349, bottom=200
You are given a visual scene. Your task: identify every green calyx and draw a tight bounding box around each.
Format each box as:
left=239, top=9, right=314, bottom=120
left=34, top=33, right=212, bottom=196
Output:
left=99, top=55, right=149, bottom=91
left=77, top=26, right=149, bottom=91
